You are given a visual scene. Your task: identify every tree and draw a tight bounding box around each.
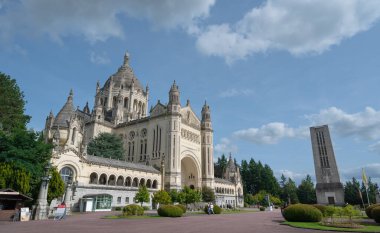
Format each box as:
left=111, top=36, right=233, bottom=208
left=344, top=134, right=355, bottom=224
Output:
left=344, top=177, right=361, bottom=205
left=201, top=186, right=215, bottom=202
left=281, top=177, right=299, bottom=204
left=362, top=177, right=379, bottom=205
left=152, top=190, right=171, bottom=205
left=47, top=167, right=65, bottom=204
left=87, top=132, right=125, bottom=159
left=135, top=185, right=150, bottom=206
left=214, top=154, right=228, bottom=178
left=178, top=186, right=201, bottom=206
left=297, top=175, right=316, bottom=204
left=169, top=189, right=179, bottom=203
left=0, top=162, right=31, bottom=194
left=0, top=72, right=30, bottom=132
left=0, top=72, right=52, bottom=201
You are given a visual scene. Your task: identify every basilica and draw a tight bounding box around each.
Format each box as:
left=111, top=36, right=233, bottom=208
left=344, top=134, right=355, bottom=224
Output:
left=44, top=53, right=243, bottom=212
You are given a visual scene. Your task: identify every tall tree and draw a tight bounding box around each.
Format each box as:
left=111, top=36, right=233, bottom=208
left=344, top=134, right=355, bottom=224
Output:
left=344, top=177, right=361, bottom=205
left=281, top=177, right=299, bottom=204
left=214, top=154, right=228, bottom=178
left=47, top=168, right=65, bottom=204
left=201, top=186, right=215, bottom=202
left=87, top=132, right=125, bottom=159
left=0, top=72, right=30, bottom=132
left=297, top=175, right=316, bottom=204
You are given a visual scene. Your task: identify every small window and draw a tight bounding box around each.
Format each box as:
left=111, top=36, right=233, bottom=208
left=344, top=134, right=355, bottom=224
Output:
left=125, top=197, right=130, bottom=204
left=117, top=197, right=121, bottom=204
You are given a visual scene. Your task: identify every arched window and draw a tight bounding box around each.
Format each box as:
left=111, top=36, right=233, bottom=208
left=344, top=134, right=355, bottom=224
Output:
left=89, top=172, right=98, bottom=184
left=152, top=180, right=158, bottom=189
left=132, top=178, right=139, bottom=187
left=139, top=178, right=145, bottom=187
left=125, top=177, right=132, bottom=187
left=146, top=179, right=152, bottom=188
left=71, top=127, right=76, bottom=145
left=59, top=166, right=73, bottom=183
left=99, top=174, right=107, bottom=185
left=116, top=176, right=124, bottom=186
left=108, top=175, right=116, bottom=185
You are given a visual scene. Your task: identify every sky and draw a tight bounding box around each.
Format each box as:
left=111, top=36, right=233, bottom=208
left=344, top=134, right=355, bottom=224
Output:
left=1, top=0, right=380, bottom=185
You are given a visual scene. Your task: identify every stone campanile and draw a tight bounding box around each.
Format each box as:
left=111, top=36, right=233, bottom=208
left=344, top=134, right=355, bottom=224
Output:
left=310, top=125, right=344, bottom=205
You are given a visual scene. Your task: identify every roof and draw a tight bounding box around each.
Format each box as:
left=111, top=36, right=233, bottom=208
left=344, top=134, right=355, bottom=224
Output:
left=214, top=178, right=234, bottom=185
left=53, top=90, right=75, bottom=128
left=0, top=188, right=33, bottom=201
left=103, top=53, right=144, bottom=91
left=85, top=155, right=160, bottom=174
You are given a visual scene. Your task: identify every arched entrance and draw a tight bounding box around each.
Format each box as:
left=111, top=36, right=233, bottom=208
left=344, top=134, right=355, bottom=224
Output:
left=181, top=156, right=200, bottom=189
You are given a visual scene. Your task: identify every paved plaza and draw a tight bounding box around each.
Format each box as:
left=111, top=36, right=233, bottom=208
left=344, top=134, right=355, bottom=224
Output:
left=0, top=210, right=344, bottom=233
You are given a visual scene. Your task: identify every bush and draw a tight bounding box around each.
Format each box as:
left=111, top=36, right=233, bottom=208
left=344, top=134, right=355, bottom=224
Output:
left=283, top=204, right=322, bottom=222
left=313, top=204, right=327, bottom=216
left=372, top=207, right=380, bottom=224
left=114, top=207, right=122, bottom=211
left=123, top=204, right=144, bottom=216
left=366, top=204, right=380, bottom=219
left=259, top=206, right=265, bottom=211
left=175, top=204, right=186, bottom=213
left=203, top=204, right=222, bottom=214
left=157, top=205, right=183, bottom=217
left=143, top=206, right=150, bottom=211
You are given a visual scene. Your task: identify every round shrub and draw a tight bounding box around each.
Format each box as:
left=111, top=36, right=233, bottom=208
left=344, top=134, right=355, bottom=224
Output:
left=175, top=204, right=186, bottom=213
left=259, top=206, right=265, bottom=211
left=366, top=204, right=380, bottom=219
left=203, top=204, right=222, bottom=214
left=371, top=206, right=380, bottom=223
left=123, top=204, right=144, bottom=216
left=312, top=204, right=327, bottom=216
left=283, top=204, right=322, bottom=222
left=157, top=205, right=183, bottom=217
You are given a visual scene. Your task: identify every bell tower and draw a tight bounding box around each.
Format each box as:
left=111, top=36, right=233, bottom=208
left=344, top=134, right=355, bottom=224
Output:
left=201, top=101, right=214, bottom=188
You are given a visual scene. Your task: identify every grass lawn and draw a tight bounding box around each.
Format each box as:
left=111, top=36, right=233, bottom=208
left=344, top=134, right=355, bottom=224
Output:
left=283, top=221, right=380, bottom=232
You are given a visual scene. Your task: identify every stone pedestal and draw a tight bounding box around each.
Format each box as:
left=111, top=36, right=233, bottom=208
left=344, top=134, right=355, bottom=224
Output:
left=64, top=183, right=73, bottom=215
left=35, top=178, right=50, bottom=220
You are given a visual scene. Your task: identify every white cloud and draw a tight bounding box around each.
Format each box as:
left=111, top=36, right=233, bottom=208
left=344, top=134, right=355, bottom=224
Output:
left=341, top=163, right=380, bottom=183
left=0, top=0, right=215, bottom=44
left=233, top=122, right=308, bottom=145
left=219, top=88, right=254, bottom=98
left=276, top=169, right=308, bottom=184
left=196, top=0, right=380, bottom=63
left=307, top=107, right=380, bottom=141
left=90, top=51, right=110, bottom=65
left=214, top=137, right=238, bottom=155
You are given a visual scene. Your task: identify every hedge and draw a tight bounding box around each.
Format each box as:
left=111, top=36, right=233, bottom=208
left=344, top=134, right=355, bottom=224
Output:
left=312, top=204, right=327, bottom=216
left=157, top=205, right=183, bottom=217
left=204, top=204, right=222, bottom=214
left=371, top=206, right=380, bottom=223
left=175, top=204, right=186, bottom=214
left=282, top=204, right=322, bottom=222
left=123, top=204, right=144, bottom=216
left=366, top=204, right=380, bottom=219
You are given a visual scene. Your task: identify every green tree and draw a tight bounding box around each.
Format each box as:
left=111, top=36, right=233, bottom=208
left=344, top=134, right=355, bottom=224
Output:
left=178, top=186, right=201, bottom=206
left=87, top=132, right=125, bottom=159
left=135, top=185, right=150, bottom=206
left=152, top=190, right=172, bottom=205
left=0, top=162, right=31, bottom=194
left=214, top=154, right=228, bottom=178
left=297, top=175, right=316, bottom=204
left=344, top=177, right=361, bottom=205
left=201, top=186, right=215, bottom=202
left=47, top=168, right=65, bottom=204
left=169, top=189, right=179, bottom=203
left=281, top=177, right=299, bottom=204
left=0, top=72, right=30, bottom=132
left=362, top=177, right=379, bottom=205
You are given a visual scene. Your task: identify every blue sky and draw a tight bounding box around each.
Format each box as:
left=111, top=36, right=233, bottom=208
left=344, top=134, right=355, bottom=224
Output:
left=1, top=0, right=380, bottom=184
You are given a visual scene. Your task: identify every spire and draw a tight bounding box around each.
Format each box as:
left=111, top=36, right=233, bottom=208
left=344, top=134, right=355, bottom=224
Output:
left=123, top=51, right=130, bottom=66
left=49, top=110, right=54, bottom=118
left=83, top=102, right=90, bottom=114
left=68, top=89, right=73, bottom=102
left=96, top=81, right=100, bottom=93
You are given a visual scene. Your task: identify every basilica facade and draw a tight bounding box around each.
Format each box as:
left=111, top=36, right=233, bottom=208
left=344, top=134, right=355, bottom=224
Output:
left=44, top=53, right=243, bottom=212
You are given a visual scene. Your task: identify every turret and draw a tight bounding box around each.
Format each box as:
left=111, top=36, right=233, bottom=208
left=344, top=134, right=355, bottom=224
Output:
left=44, top=110, right=55, bottom=142
left=167, top=81, right=181, bottom=113
left=83, top=102, right=90, bottom=114
left=201, top=101, right=214, bottom=188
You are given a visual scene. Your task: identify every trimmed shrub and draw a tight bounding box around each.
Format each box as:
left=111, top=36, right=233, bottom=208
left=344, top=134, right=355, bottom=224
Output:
left=123, top=204, right=144, bottom=216
left=283, top=204, right=322, bottom=222
left=313, top=204, right=327, bottom=216
left=175, top=204, right=186, bottom=213
left=114, top=207, right=122, bottom=211
left=157, top=205, right=183, bottom=217
left=372, top=206, right=380, bottom=223
left=142, top=206, right=150, bottom=211
left=203, top=204, right=222, bottom=214
left=259, top=206, right=265, bottom=211
left=366, top=204, right=380, bottom=219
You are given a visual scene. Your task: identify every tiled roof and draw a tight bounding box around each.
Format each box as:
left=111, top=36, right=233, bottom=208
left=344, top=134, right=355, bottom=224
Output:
left=214, top=177, right=234, bottom=185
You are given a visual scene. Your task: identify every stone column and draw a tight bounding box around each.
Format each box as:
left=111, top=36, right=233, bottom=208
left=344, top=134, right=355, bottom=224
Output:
left=64, top=182, right=73, bottom=215
left=35, top=163, right=52, bottom=220
left=161, top=156, right=165, bottom=190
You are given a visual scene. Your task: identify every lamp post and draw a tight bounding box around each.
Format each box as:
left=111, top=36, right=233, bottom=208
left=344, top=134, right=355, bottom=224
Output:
left=35, top=162, right=52, bottom=220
